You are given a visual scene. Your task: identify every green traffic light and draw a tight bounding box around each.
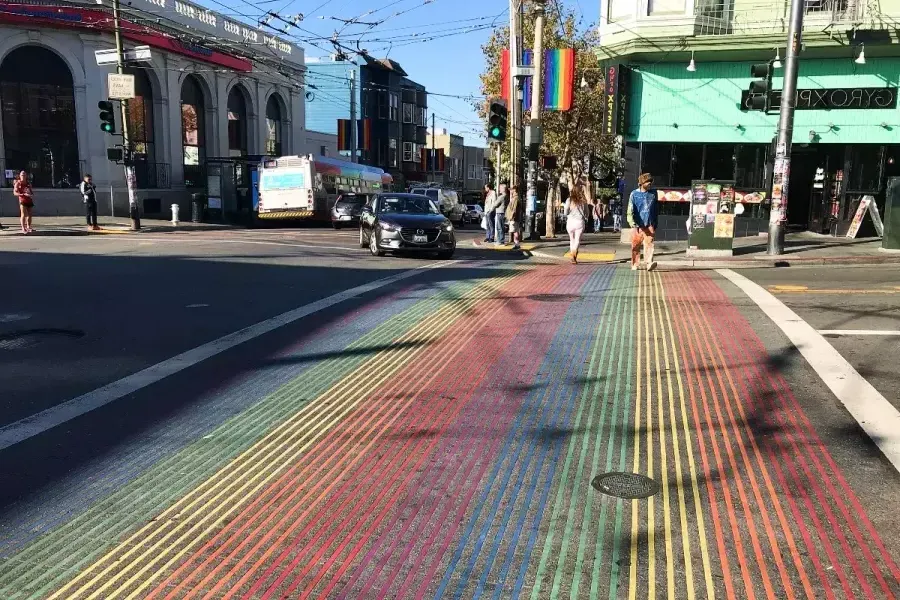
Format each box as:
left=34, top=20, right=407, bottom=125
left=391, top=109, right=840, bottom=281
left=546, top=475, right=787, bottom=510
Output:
left=490, top=127, right=501, bottom=137
left=101, top=123, right=113, bottom=133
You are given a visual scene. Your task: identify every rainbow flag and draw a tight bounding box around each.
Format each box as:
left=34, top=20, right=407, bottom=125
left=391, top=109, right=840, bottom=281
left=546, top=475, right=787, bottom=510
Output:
left=501, top=48, right=575, bottom=112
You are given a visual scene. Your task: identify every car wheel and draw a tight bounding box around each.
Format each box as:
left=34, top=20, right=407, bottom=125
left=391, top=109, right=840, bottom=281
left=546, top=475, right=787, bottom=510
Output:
left=332, top=222, right=342, bottom=230
left=437, top=249, right=454, bottom=259
left=369, top=229, right=385, bottom=256
left=359, top=227, right=367, bottom=248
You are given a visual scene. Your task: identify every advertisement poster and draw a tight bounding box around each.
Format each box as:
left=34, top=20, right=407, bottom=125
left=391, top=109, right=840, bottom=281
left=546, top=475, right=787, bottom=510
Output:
left=714, top=214, right=735, bottom=238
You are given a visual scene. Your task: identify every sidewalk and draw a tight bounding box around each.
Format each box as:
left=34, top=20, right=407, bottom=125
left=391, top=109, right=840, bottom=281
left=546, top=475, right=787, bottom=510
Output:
left=474, top=231, right=899, bottom=268
left=0, top=216, right=235, bottom=236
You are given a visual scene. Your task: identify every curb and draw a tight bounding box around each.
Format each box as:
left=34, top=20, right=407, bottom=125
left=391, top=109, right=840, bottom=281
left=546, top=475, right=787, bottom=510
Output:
left=526, top=251, right=900, bottom=270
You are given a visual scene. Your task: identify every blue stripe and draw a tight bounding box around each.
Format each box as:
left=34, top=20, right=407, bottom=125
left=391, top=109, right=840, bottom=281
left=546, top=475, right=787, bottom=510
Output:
left=433, top=266, right=612, bottom=599
left=481, top=266, right=614, bottom=598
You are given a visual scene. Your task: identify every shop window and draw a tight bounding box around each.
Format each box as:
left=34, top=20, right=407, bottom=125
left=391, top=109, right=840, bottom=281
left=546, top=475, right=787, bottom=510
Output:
left=640, top=143, right=672, bottom=186
left=848, top=145, right=883, bottom=191
left=672, top=143, right=703, bottom=187
left=648, top=0, right=685, bottom=15
left=704, top=144, right=735, bottom=181
left=735, top=144, right=768, bottom=189
left=265, top=95, right=284, bottom=156
left=181, top=75, right=206, bottom=187
left=227, top=87, right=248, bottom=157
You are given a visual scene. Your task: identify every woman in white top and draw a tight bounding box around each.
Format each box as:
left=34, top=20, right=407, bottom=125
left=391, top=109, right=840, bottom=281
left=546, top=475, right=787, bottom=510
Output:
left=564, top=185, right=588, bottom=264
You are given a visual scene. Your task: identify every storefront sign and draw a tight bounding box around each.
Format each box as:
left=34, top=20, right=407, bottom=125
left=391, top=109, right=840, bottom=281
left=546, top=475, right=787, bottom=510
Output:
left=656, top=188, right=766, bottom=203
left=741, top=87, right=897, bottom=111
left=601, top=64, right=628, bottom=136
left=846, top=195, right=884, bottom=238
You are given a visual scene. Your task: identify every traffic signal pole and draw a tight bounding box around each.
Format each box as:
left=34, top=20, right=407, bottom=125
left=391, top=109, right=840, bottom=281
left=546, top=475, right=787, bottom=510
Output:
left=112, top=0, right=140, bottom=230
left=768, top=0, right=805, bottom=254
left=525, top=0, right=545, bottom=241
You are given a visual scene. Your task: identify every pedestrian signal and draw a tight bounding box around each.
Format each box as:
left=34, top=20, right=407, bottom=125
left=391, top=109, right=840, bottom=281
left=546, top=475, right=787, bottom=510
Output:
left=98, top=100, right=116, bottom=134
left=488, top=100, right=507, bottom=142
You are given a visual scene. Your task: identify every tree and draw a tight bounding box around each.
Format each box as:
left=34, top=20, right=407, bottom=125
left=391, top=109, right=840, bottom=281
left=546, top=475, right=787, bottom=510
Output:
left=477, top=0, right=618, bottom=236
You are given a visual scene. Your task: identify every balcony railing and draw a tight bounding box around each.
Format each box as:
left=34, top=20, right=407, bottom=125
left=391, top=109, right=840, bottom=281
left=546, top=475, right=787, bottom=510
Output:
left=695, top=0, right=864, bottom=36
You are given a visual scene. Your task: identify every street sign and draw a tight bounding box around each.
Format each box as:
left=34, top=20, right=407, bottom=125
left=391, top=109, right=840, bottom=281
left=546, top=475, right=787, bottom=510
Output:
left=95, top=46, right=152, bottom=66
left=108, top=73, right=135, bottom=100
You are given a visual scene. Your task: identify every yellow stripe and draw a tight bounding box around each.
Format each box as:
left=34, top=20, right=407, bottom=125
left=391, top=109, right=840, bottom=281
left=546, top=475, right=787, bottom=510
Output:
left=257, top=210, right=315, bottom=219
left=480, top=243, right=536, bottom=251
left=563, top=252, right=616, bottom=262
left=652, top=273, right=707, bottom=599
left=649, top=272, right=676, bottom=598
left=628, top=271, right=644, bottom=600
left=645, top=270, right=656, bottom=599
left=52, top=272, right=518, bottom=599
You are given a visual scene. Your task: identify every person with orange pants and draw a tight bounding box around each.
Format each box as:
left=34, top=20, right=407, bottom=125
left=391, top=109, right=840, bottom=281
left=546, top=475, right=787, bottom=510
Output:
left=627, top=172, right=658, bottom=271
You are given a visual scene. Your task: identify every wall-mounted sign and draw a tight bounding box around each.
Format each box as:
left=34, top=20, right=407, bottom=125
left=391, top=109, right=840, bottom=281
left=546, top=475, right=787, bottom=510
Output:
left=107, top=73, right=135, bottom=100
left=601, top=64, right=628, bottom=137
left=740, top=87, right=897, bottom=111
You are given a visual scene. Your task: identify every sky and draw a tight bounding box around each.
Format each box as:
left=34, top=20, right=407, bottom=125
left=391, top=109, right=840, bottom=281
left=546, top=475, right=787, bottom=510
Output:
left=203, top=0, right=599, bottom=147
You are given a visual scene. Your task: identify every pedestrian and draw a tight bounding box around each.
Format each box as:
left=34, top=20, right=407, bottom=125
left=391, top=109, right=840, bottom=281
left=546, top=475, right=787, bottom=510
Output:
left=610, top=195, right=623, bottom=232
left=564, top=184, right=588, bottom=264
left=494, top=183, right=508, bottom=245
left=483, top=183, right=496, bottom=243
left=506, top=184, right=522, bottom=250
left=627, top=172, right=659, bottom=271
left=80, top=174, right=99, bottom=231
left=14, top=170, right=33, bottom=235
left=593, top=200, right=604, bottom=233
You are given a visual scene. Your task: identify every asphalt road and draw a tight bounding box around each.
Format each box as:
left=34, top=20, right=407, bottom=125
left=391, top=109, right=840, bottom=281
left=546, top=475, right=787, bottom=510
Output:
left=1, top=227, right=898, bottom=599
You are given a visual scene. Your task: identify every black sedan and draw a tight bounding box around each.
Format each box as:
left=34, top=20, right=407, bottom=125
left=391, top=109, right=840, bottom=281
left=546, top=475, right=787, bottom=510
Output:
left=359, top=193, right=456, bottom=259
left=330, top=193, right=367, bottom=229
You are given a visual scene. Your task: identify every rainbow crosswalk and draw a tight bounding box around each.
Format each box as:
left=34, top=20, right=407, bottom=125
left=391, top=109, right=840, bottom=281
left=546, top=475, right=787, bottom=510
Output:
left=0, top=265, right=898, bottom=599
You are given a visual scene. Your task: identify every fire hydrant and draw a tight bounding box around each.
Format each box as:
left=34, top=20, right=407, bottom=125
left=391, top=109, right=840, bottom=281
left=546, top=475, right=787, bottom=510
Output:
left=171, top=203, right=180, bottom=226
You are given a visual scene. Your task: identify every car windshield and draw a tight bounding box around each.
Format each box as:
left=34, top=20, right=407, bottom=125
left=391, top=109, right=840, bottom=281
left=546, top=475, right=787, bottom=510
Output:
left=379, top=196, right=440, bottom=215
left=336, top=196, right=364, bottom=207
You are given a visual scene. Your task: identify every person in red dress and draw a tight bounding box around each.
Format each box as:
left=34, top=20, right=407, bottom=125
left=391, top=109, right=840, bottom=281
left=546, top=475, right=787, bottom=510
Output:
left=13, top=170, right=33, bottom=234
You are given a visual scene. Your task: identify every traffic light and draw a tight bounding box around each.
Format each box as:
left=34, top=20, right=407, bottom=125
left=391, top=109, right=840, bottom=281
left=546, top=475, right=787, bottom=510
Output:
left=98, top=100, right=116, bottom=134
left=747, top=63, right=773, bottom=112
left=487, top=99, right=507, bottom=142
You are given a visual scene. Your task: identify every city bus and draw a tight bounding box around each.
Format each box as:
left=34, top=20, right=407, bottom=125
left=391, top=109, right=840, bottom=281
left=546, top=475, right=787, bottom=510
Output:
left=255, top=155, right=393, bottom=222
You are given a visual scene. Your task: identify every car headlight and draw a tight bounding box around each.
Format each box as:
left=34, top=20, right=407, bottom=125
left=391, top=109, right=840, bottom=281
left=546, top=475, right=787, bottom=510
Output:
left=379, top=221, right=399, bottom=231
left=442, top=222, right=454, bottom=231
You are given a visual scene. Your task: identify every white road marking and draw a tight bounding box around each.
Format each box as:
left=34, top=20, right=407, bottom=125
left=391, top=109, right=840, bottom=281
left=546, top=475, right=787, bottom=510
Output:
left=719, top=269, right=900, bottom=474
left=818, top=330, right=900, bottom=336
left=185, top=303, right=210, bottom=308
left=101, top=236, right=361, bottom=253
left=0, top=313, right=31, bottom=323
left=0, top=262, right=449, bottom=451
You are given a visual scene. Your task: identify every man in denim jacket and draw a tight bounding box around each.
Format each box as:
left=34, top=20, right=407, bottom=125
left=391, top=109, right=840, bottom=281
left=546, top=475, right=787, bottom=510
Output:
left=627, top=172, right=658, bottom=271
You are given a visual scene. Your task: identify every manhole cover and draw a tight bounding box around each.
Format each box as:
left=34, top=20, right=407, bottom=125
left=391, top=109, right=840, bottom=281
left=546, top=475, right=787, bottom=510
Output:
left=591, top=472, right=660, bottom=499
left=528, top=293, right=581, bottom=302
left=0, top=328, right=85, bottom=350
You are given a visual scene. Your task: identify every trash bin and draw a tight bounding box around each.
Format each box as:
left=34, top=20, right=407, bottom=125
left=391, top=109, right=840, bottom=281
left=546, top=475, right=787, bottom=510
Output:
left=191, top=193, right=206, bottom=223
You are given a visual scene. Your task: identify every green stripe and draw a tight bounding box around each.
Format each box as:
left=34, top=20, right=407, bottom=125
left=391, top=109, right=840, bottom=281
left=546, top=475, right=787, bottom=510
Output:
left=569, top=268, right=628, bottom=598
left=529, top=267, right=617, bottom=600
left=0, top=270, right=522, bottom=600
left=604, top=269, right=637, bottom=600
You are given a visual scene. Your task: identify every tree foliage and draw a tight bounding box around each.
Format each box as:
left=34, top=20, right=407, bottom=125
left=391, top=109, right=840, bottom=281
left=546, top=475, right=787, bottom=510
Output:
left=477, top=1, right=618, bottom=194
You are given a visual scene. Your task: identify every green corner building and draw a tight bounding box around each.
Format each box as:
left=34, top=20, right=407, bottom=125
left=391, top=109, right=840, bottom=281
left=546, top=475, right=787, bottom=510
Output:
left=597, top=0, right=900, bottom=238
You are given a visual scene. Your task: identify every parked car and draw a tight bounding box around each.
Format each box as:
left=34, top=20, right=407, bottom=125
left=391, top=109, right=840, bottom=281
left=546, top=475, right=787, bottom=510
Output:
left=359, top=193, right=456, bottom=259
left=408, top=187, right=466, bottom=227
left=330, top=193, right=367, bottom=229
left=464, top=204, right=484, bottom=225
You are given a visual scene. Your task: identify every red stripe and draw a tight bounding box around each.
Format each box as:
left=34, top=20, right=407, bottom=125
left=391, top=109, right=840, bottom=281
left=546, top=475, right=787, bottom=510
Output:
left=150, top=270, right=548, bottom=599
left=690, top=272, right=900, bottom=595
left=263, top=270, right=576, bottom=598
left=338, top=268, right=590, bottom=599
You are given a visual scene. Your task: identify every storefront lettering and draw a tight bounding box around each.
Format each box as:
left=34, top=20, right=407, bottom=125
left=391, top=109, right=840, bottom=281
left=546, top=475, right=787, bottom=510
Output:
left=740, top=87, right=897, bottom=110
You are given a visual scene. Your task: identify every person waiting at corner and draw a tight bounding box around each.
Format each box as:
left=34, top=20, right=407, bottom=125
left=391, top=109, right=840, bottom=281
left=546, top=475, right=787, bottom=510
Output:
left=14, top=170, right=34, bottom=235
left=627, top=172, right=659, bottom=272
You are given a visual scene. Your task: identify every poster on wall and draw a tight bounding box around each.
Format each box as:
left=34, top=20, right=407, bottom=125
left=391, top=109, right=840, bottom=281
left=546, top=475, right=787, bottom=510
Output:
left=714, top=214, right=735, bottom=238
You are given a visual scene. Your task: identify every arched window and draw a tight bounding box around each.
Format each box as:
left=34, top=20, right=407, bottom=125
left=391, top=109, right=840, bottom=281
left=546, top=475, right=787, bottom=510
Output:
left=0, top=45, right=79, bottom=188
left=227, top=86, right=247, bottom=157
left=181, top=75, right=205, bottom=187
left=265, top=95, right=282, bottom=156
left=123, top=67, right=154, bottom=163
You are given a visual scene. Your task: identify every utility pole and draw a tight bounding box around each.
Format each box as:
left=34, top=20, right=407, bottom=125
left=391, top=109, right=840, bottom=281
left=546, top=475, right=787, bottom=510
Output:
left=112, top=0, right=139, bottom=230
left=431, top=112, right=436, bottom=183
left=508, top=0, right=519, bottom=192
left=768, top=0, right=804, bottom=254
left=495, top=144, right=501, bottom=193
left=526, top=0, right=545, bottom=240
left=349, top=70, right=357, bottom=164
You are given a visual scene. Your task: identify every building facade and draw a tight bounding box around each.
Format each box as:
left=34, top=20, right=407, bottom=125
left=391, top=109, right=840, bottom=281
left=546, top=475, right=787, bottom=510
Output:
left=301, top=131, right=338, bottom=158
left=423, top=129, right=464, bottom=187
left=463, top=145, right=487, bottom=200
left=359, top=56, right=428, bottom=188
left=303, top=56, right=359, bottom=138
left=599, top=0, right=900, bottom=234
left=0, top=0, right=304, bottom=218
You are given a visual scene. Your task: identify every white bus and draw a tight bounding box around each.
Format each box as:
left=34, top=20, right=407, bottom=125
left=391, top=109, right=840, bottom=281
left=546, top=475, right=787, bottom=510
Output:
left=256, top=155, right=393, bottom=222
